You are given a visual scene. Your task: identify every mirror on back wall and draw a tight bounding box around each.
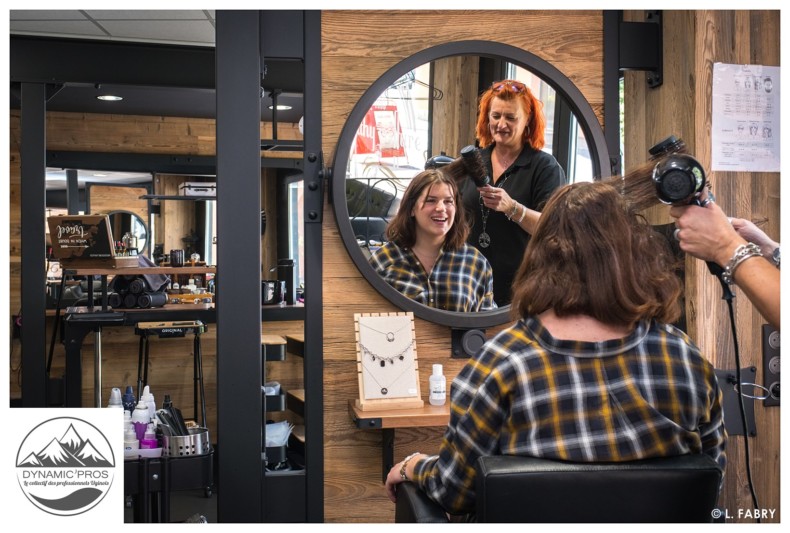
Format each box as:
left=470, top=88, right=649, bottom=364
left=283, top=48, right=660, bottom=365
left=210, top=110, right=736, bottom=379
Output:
left=332, top=42, right=610, bottom=328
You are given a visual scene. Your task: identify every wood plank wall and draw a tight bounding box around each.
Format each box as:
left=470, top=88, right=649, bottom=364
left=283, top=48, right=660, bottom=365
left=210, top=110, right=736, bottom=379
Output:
left=623, top=10, right=779, bottom=523
left=321, top=10, right=604, bottom=523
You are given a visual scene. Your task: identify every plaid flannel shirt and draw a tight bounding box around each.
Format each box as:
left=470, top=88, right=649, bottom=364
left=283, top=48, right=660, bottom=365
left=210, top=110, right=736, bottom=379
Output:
left=412, top=317, right=727, bottom=515
left=369, top=241, right=495, bottom=312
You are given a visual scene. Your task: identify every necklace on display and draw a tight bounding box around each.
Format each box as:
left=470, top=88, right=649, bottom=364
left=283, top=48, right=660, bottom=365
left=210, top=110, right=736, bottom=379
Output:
left=361, top=320, right=410, bottom=343
left=359, top=340, right=414, bottom=367
left=361, top=351, right=416, bottom=396
left=478, top=173, right=512, bottom=249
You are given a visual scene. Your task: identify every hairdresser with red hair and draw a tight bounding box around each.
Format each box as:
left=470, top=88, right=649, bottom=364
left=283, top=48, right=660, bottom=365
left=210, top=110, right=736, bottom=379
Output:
left=461, top=80, right=566, bottom=306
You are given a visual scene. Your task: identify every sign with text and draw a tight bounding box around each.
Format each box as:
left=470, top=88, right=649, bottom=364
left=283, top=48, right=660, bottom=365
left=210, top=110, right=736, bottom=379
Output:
left=355, top=105, right=406, bottom=158
left=47, top=215, right=115, bottom=261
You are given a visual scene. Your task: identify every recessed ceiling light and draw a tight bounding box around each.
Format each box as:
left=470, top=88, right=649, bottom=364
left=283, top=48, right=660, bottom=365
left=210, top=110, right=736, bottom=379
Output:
left=97, top=95, right=123, bottom=101
left=268, top=104, right=292, bottom=110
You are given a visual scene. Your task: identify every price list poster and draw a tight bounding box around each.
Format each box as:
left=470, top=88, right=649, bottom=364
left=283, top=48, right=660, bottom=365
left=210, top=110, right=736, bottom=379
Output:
left=711, top=63, right=780, bottom=172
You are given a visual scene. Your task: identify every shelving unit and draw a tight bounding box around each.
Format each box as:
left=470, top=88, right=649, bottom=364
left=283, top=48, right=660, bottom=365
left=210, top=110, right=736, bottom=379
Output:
left=260, top=333, right=306, bottom=522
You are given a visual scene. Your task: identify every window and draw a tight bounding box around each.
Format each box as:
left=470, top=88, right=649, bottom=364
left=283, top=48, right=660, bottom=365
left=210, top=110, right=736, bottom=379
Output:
left=287, top=177, right=305, bottom=290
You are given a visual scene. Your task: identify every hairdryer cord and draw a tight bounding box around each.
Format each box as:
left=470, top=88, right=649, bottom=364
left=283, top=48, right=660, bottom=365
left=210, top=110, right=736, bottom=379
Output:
left=718, top=277, right=760, bottom=521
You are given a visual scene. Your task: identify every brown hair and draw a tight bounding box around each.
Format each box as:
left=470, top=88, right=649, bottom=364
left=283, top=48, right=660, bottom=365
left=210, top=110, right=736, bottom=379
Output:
left=386, top=169, right=468, bottom=250
left=510, top=181, right=682, bottom=328
left=475, top=79, right=547, bottom=150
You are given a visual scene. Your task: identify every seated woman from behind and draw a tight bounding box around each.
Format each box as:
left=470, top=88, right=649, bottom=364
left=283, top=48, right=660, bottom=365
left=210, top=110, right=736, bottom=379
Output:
left=385, top=180, right=726, bottom=515
left=369, top=169, right=495, bottom=313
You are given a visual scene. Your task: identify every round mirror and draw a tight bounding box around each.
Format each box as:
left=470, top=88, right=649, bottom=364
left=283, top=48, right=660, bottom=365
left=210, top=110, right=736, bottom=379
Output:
left=107, top=210, right=148, bottom=256
left=332, top=41, right=610, bottom=328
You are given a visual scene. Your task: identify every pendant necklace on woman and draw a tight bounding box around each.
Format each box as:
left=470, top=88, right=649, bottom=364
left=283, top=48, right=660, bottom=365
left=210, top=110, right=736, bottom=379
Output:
left=479, top=172, right=512, bottom=249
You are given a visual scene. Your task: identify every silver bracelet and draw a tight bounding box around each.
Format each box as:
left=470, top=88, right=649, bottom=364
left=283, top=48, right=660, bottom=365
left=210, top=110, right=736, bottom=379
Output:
left=400, top=452, right=421, bottom=481
left=517, top=204, right=526, bottom=224
left=722, top=242, right=762, bottom=285
left=506, top=202, right=519, bottom=220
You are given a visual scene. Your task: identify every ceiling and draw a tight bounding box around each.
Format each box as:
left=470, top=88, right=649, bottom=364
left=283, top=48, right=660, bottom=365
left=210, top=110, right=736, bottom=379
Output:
left=10, top=10, right=305, bottom=188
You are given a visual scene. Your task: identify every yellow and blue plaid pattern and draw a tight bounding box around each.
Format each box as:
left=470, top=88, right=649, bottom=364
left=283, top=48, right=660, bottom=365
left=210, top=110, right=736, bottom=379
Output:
left=369, top=242, right=495, bottom=312
left=412, top=317, right=726, bottom=514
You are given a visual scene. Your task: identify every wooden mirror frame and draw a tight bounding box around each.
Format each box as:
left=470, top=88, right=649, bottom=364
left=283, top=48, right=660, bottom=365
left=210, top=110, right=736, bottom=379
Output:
left=332, top=40, right=610, bottom=328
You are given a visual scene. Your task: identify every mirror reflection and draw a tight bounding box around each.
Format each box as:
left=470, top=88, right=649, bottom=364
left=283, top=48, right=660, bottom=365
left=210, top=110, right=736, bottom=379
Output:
left=107, top=210, right=148, bottom=255
left=345, top=56, right=595, bottom=309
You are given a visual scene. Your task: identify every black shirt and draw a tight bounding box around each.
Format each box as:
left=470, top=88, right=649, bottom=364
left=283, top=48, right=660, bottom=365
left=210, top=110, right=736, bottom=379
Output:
left=460, top=144, right=566, bottom=306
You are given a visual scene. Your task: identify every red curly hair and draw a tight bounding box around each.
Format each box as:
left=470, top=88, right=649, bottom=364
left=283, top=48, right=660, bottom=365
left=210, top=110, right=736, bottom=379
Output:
left=475, top=79, right=546, bottom=150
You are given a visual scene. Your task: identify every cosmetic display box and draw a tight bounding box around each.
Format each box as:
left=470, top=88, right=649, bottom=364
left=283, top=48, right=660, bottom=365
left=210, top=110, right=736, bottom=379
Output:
left=178, top=182, right=216, bottom=197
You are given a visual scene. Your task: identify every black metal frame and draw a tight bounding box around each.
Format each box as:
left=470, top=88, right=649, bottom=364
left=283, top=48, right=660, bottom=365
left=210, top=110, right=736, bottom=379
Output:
left=215, top=11, right=264, bottom=522
left=331, top=40, right=610, bottom=329
left=302, top=10, right=325, bottom=522
left=602, top=10, right=665, bottom=177
left=20, top=82, right=48, bottom=406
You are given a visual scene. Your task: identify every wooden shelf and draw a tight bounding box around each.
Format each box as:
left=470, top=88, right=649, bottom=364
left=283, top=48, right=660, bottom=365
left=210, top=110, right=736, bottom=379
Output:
left=262, top=335, right=287, bottom=361
left=291, top=424, right=305, bottom=444
left=286, top=334, right=305, bottom=358
left=287, top=389, right=305, bottom=417
left=64, top=266, right=216, bottom=276
left=348, top=400, right=449, bottom=429
left=141, top=194, right=215, bottom=201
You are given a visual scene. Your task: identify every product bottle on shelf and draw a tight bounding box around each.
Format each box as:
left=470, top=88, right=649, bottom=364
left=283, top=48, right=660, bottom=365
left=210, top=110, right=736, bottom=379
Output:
left=140, top=424, right=159, bottom=449
left=429, top=364, right=447, bottom=406
left=131, top=400, right=150, bottom=441
left=107, top=387, right=123, bottom=408
left=124, top=428, right=140, bottom=452
left=122, top=386, right=136, bottom=413
left=142, top=385, right=157, bottom=422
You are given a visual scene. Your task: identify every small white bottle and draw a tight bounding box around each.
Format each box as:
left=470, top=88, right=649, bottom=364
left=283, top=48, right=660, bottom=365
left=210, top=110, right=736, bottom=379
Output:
left=429, top=364, right=446, bottom=406
left=142, top=385, right=156, bottom=422
left=124, top=427, right=139, bottom=452
left=107, top=387, right=123, bottom=408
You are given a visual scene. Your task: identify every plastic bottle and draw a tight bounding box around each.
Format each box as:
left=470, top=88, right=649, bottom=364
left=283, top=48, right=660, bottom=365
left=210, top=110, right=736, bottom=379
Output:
left=123, top=410, right=132, bottom=429
left=131, top=400, right=150, bottom=441
left=124, top=427, right=139, bottom=452
left=429, top=364, right=447, bottom=406
left=107, top=387, right=123, bottom=408
left=122, top=386, right=136, bottom=413
left=139, top=424, right=159, bottom=449
left=142, top=385, right=156, bottom=422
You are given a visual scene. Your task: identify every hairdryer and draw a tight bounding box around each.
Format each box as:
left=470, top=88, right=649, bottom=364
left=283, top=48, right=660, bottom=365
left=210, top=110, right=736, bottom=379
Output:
left=649, top=135, right=732, bottom=297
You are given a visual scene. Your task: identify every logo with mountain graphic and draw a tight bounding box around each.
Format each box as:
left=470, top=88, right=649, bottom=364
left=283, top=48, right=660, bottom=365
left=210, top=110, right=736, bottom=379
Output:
left=16, top=417, right=116, bottom=516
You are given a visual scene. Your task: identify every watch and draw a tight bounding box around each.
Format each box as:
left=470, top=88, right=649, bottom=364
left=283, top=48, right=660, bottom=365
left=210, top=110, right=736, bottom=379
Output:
left=771, top=246, right=780, bottom=269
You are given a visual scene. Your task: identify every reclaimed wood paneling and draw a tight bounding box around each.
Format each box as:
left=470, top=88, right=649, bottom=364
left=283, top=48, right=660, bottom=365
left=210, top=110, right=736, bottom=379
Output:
left=624, top=9, right=780, bottom=523
left=321, top=9, right=604, bottom=523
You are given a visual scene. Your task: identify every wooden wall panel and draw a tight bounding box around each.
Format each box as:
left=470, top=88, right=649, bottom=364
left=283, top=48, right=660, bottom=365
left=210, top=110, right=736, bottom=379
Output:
left=624, top=10, right=780, bottom=523
left=321, top=10, right=604, bottom=523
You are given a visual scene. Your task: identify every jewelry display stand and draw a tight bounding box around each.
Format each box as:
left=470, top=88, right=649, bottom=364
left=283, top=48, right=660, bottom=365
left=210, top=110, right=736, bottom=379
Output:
left=355, top=312, right=423, bottom=412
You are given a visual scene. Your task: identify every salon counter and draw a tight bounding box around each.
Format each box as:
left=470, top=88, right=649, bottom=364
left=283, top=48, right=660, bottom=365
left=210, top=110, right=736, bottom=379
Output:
left=348, top=400, right=450, bottom=481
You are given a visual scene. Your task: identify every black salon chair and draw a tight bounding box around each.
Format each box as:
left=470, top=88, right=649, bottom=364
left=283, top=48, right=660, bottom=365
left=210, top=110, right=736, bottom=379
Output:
left=395, top=454, right=723, bottom=523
